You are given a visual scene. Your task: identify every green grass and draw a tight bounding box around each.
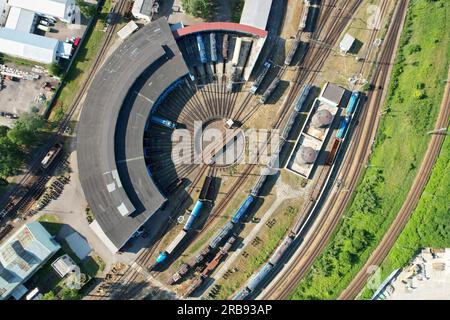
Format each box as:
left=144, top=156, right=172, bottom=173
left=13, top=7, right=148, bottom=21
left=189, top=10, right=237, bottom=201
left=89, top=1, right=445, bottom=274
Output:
left=289, top=0, right=450, bottom=300
left=359, top=136, right=450, bottom=299
left=213, top=202, right=299, bottom=300
left=0, top=54, right=47, bottom=69
left=49, top=0, right=113, bottom=121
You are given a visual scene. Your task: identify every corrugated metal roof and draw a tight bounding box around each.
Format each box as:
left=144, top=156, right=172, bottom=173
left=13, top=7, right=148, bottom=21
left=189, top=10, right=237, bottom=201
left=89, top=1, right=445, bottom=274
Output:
left=5, top=7, right=36, bottom=33
left=0, top=27, right=58, bottom=50
left=8, top=0, right=73, bottom=20
left=240, top=0, right=273, bottom=30
left=0, top=222, right=60, bottom=300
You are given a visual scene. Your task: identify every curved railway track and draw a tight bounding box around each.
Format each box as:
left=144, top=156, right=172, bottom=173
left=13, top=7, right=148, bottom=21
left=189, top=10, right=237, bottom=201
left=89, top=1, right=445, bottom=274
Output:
left=260, top=0, right=409, bottom=300
left=339, top=65, right=450, bottom=300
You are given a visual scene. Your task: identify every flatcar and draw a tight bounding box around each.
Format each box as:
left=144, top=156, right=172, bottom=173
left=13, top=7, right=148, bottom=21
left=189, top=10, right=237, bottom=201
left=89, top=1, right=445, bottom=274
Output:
left=285, top=40, right=300, bottom=66
left=150, top=115, right=177, bottom=129
left=250, top=61, right=271, bottom=94
left=259, top=76, right=280, bottom=104
left=196, top=34, right=207, bottom=64
left=231, top=195, right=255, bottom=224
left=210, top=33, right=217, bottom=62
left=41, top=142, right=63, bottom=169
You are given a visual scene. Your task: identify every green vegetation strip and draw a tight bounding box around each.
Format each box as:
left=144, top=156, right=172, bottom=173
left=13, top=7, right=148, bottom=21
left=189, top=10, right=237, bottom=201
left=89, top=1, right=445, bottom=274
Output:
left=359, top=135, right=450, bottom=299
left=50, top=0, right=112, bottom=121
left=289, top=0, right=450, bottom=300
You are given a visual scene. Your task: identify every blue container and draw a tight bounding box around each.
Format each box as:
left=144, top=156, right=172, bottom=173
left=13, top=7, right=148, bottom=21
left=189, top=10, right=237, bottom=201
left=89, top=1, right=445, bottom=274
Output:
left=184, top=200, right=204, bottom=231
left=336, top=116, right=351, bottom=140
left=196, top=34, right=207, bottom=64
left=232, top=195, right=254, bottom=224
left=345, top=91, right=360, bottom=115
left=156, top=251, right=168, bottom=264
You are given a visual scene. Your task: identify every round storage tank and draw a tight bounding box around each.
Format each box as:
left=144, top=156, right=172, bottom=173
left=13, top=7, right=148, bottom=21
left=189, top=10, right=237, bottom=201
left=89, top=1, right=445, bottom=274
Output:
left=311, top=109, right=333, bottom=128
left=295, top=146, right=317, bottom=164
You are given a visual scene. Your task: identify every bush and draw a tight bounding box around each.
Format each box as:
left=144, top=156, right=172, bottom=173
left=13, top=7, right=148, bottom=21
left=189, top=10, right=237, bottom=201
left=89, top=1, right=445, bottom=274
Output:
left=182, top=0, right=213, bottom=19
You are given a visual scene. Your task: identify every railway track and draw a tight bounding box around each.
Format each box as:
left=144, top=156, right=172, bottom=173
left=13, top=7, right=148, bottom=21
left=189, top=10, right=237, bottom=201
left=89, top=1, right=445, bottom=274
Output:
left=259, top=0, right=409, bottom=300
left=0, top=0, right=130, bottom=224
left=339, top=65, right=450, bottom=300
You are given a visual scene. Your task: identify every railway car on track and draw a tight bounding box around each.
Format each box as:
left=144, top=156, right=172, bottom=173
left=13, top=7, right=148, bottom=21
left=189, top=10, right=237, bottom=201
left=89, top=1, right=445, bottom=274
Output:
left=41, top=142, right=63, bottom=169
left=150, top=115, right=177, bottom=129
left=285, top=40, right=300, bottom=66
left=298, top=0, right=311, bottom=31
left=222, top=34, right=229, bottom=60
left=184, top=200, right=204, bottom=231
left=269, top=236, right=293, bottom=265
left=196, top=34, right=207, bottom=64
left=259, top=76, right=280, bottom=104
left=231, top=37, right=242, bottom=66
left=155, top=230, right=187, bottom=265
left=209, top=221, right=234, bottom=249
left=294, top=84, right=312, bottom=112
left=250, top=61, right=271, bottom=94
left=210, top=33, right=217, bottom=62
left=345, top=91, right=360, bottom=115
left=199, top=176, right=213, bottom=201
left=336, top=116, right=351, bottom=140
left=231, top=195, right=255, bottom=224
left=247, top=262, right=273, bottom=292
left=326, top=138, right=341, bottom=165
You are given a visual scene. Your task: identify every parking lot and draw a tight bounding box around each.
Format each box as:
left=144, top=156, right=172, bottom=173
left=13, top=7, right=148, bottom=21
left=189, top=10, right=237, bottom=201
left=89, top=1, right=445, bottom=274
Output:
left=34, top=15, right=88, bottom=43
left=0, top=63, right=58, bottom=127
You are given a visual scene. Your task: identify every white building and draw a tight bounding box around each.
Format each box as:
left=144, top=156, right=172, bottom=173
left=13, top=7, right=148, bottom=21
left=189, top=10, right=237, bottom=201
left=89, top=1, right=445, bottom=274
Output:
left=339, top=33, right=355, bottom=53
left=240, top=0, right=273, bottom=30
left=5, top=7, right=37, bottom=33
left=0, top=28, right=58, bottom=63
left=131, top=0, right=154, bottom=22
left=7, top=0, right=77, bottom=23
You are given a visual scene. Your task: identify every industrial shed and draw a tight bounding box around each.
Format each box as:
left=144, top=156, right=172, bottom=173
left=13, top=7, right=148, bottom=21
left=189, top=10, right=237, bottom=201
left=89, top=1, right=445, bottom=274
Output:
left=7, top=0, right=77, bottom=23
left=0, top=28, right=58, bottom=64
left=4, top=7, right=37, bottom=33
left=239, top=0, right=273, bottom=30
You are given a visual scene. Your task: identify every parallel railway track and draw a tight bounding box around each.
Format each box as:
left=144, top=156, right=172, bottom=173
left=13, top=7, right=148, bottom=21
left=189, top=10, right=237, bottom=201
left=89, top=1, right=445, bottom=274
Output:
left=260, top=0, right=409, bottom=300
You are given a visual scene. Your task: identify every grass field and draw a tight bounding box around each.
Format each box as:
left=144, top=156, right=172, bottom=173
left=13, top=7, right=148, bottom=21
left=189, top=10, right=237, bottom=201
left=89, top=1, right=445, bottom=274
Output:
left=289, top=0, right=450, bottom=300
left=49, top=0, right=113, bottom=121
left=359, top=136, right=449, bottom=299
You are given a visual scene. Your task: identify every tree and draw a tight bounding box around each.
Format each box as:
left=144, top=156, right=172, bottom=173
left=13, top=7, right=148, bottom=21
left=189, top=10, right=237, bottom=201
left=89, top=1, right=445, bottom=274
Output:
left=0, top=136, right=25, bottom=179
left=7, top=113, right=46, bottom=146
left=42, top=291, right=57, bottom=300
left=182, top=0, right=212, bottom=19
left=76, top=0, right=96, bottom=18
left=49, top=62, right=64, bottom=78
left=60, top=288, right=81, bottom=300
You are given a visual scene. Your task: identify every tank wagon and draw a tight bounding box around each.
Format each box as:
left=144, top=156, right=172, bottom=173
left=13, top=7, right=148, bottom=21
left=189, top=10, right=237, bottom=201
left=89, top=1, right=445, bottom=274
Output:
left=196, top=34, right=207, bottom=64
left=250, top=61, right=271, bottom=94
left=153, top=176, right=216, bottom=267
left=259, top=76, right=280, bottom=104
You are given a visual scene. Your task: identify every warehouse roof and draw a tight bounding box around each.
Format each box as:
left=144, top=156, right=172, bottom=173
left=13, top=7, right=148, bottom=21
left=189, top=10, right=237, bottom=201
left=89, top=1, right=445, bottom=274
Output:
left=77, top=18, right=189, bottom=252
left=5, top=7, right=36, bottom=33
left=7, top=0, right=74, bottom=21
left=0, top=222, right=60, bottom=300
left=239, top=0, right=273, bottom=31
